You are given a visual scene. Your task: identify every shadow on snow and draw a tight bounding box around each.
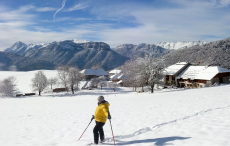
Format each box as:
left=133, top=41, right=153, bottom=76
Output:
left=106, top=136, right=191, bottom=146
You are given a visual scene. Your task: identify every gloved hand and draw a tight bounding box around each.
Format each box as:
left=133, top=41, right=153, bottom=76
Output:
left=91, top=115, right=95, bottom=120
left=108, top=115, right=111, bottom=120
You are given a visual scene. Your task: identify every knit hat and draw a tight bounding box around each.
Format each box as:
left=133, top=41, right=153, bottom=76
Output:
left=98, top=96, right=104, bottom=102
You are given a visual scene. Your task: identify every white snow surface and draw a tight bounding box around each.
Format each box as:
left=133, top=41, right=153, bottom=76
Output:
left=154, top=41, right=206, bottom=50
left=0, top=70, right=59, bottom=93
left=0, top=71, right=230, bottom=146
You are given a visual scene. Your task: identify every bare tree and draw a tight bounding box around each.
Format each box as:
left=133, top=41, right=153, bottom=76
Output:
left=98, top=81, right=107, bottom=90
left=0, top=76, right=17, bottom=97
left=122, top=58, right=147, bottom=91
left=108, top=82, right=119, bottom=92
left=122, top=56, right=166, bottom=93
left=98, top=76, right=107, bottom=90
left=68, top=67, right=82, bottom=94
left=48, top=77, right=58, bottom=89
left=98, top=76, right=107, bottom=81
left=143, top=57, right=166, bottom=93
left=56, top=65, right=69, bottom=92
left=31, top=71, right=48, bottom=96
left=90, top=78, right=100, bottom=88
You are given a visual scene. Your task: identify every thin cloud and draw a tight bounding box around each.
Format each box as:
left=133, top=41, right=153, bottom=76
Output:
left=219, top=0, right=230, bottom=6
left=36, top=7, right=56, bottom=12
left=0, top=0, right=230, bottom=50
left=65, top=3, right=89, bottom=12
left=0, top=5, right=34, bottom=21
left=40, top=17, right=92, bottom=23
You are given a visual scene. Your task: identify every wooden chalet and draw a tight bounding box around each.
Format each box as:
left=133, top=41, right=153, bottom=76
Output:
left=165, top=62, right=230, bottom=88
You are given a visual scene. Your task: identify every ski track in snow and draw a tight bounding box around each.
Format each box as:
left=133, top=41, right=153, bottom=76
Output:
left=105, top=104, right=230, bottom=142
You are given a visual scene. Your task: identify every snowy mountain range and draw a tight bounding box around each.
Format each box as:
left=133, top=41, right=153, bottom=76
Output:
left=4, top=39, right=90, bottom=55
left=2, top=40, right=129, bottom=71
left=1, top=38, right=229, bottom=71
left=113, top=41, right=206, bottom=59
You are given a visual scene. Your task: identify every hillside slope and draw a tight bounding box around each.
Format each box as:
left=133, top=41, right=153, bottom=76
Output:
left=114, top=43, right=171, bottom=58
left=163, top=38, right=230, bottom=69
left=155, top=41, right=206, bottom=50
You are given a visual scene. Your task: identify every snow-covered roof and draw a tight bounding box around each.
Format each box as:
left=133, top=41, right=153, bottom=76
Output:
left=165, top=62, right=189, bottom=75
left=195, top=66, right=230, bottom=80
left=111, top=74, right=120, bottom=80
left=111, top=73, right=128, bottom=80
left=81, top=69, right=95, bottom=75
left=109, top=69, right=122, bottom=74
left=177, top=66, right=206, bottom=80
left=81, top=69, right=109, bottom=76
left=177, top=65, right=230, bottom=80
left=118, top=74, right=128, bottom=80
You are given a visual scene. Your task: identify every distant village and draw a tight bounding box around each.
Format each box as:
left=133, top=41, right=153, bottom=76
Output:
left=80, top=61, right=230, bottom=89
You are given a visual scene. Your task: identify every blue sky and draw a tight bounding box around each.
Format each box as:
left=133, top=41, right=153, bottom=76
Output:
left=0, top=0, right=230, bottom=50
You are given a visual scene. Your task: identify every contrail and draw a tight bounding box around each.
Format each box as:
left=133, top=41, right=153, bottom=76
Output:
left=53, top=0, right=67, bottom=22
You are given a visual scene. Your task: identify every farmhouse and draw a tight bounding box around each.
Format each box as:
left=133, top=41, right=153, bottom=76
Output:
left=165, top=62, right=230, bottom=88
left=164, top=62, right=190, bottom=86
left=109, top=70, right=128, bottom=86
left=81, top=69, right=109, bottom=80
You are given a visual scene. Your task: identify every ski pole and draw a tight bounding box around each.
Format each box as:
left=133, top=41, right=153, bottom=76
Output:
left=78, top=115, right=94, bottom=141
left=109, top=119, right=116, bottom=146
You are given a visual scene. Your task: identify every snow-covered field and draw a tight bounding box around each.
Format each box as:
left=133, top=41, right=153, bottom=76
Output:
left=0, top=71, right=230, bottom=146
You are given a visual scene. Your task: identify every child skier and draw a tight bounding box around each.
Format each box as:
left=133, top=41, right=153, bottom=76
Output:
left=93, top=96, right=111, bottom=145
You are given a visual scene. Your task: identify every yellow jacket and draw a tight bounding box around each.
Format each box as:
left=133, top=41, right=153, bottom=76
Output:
left=95, top=101, right=110, bottom=123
